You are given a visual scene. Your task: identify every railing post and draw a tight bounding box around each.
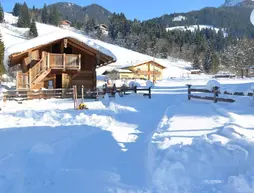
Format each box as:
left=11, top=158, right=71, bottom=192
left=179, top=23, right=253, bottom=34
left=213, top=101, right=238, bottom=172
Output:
left=187, top=84, right=191, bottom=100
left=29, top=69, right=32, bottom=89
left=63, top=53, right=66, bottom=71
left=16, top=72, right=19, bottom=89
left=47, top=53, right=50, bottom=69
left=79, top=54, right=81, bottom=70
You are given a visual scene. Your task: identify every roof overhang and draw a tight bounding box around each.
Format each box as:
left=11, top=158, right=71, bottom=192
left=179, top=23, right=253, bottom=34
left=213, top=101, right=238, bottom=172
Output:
left=6, top=31, right=116, bottom=67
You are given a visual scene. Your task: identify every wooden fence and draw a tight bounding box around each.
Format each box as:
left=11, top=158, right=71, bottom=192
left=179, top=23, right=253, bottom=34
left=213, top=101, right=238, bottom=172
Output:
left=3, top=84, right=152, bottom=101
left=187, top=84, right=254, bottom=103
left=3, top=88, right=74, bottom=101
left=101, top=84, right=152, bottom=99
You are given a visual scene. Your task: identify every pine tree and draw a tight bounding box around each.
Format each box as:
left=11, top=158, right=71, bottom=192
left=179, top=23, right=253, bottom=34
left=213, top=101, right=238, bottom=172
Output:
left=29, top=19, right=38, bottom=38
left=0, top=33, right=5, bottom=75
left=41, top=3, right=49, bottom=24
left=17, top=3, right=31, bottom=28
left=13, top=3, right=22, bottom=17
left=203, top=49, right=212, bottom=73
left=85, top=18, right=95, bottom=34
left=0, top=3, right=4, bottom=23
left=49, top=6, right=60, bottom=26
left=211, top=53, right=219, bottom=73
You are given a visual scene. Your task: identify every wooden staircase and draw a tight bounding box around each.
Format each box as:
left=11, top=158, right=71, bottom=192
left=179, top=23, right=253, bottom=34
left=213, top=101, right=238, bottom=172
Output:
left=16, top=52, right=81, bottom=90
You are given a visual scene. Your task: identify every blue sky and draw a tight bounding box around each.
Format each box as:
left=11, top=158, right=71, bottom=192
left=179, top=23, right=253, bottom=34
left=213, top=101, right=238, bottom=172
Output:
left=2, top=0, right=225, bottom=20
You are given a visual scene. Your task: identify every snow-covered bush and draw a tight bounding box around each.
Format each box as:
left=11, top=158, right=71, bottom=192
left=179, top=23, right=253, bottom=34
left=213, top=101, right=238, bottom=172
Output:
left=129, top=81, right=141, bottom=88
left=146, top=80, right=154, bottom=88
left=206, top=79, right=221, bottom=91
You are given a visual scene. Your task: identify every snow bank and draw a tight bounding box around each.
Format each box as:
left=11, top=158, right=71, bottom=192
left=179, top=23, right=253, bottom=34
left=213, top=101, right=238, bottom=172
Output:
left=150, top=88, right=254, bottom=193
left=206, top=79, right=221, bottom=91
left=146, top=80, right=154, bottom=88
left=129, top=81, right=141, bottom=88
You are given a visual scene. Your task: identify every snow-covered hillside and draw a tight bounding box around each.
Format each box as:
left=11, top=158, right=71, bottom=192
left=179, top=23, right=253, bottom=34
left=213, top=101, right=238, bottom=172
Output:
left=1, top=12, right=191, bottom=79
left=166, top=25, right=227, bottom=36
left=172, top=15, right=187, bottom=22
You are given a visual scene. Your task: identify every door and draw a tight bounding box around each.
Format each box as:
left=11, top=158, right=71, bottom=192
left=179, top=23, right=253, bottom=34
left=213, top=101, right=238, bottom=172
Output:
left=55, top=74, right=62, bottom=88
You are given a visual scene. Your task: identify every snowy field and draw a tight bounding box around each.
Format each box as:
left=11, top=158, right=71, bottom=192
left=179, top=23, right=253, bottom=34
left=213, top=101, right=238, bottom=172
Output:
left=0, top=77, right=254, bottom=193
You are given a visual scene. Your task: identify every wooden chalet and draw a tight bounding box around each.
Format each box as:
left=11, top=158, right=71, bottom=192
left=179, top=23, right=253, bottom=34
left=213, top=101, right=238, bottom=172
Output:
left=60, top=20, right=72, bottom=27
left=7, top=33, right=116, bottom=91
left=122, top=60, right=166, bottom=81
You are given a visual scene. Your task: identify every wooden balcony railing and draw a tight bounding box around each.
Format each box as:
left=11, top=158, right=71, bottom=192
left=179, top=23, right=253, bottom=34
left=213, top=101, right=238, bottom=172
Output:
left=50, top=53, right=81, bottom=70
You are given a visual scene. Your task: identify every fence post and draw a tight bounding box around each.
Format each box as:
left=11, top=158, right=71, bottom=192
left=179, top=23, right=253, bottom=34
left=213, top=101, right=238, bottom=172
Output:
left=186, top=84, right=192, bottom=100
left=213, top=86, right=219, bottom=103
left=149, top=87, right=151, bottom=99
left=104, top=83, right=108, bottom=95
left=81, top=85, right=84, bottom=103
left=113, top=83, right=116, bottom=97
left=73, top=85, right=77, bottom=109
left=134, top=86, right=137, bottom=93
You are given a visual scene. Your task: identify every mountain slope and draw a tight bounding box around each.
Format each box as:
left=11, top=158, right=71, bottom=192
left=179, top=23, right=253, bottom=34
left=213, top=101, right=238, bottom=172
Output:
left=222, top=0, right=254, bottom=8
left=47, top=2, right=112, bottom=25
left=148, top=6, right=254, bottom=37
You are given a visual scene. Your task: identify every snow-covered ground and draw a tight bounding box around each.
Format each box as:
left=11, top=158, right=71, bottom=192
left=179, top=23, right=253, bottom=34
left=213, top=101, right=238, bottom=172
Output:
left=0, top=77, right=254, bottom=193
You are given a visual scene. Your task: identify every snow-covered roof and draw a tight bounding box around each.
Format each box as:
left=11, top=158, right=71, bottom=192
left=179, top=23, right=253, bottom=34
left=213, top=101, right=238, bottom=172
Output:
left=5, top=29, right=116, bottom=61
left=104, top=69, right=133, bottom=74
left=114, top=69, right=132, bottom=73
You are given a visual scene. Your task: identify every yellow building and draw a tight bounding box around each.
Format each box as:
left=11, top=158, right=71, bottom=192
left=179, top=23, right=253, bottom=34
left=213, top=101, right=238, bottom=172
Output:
left=123, top=60, right=166, bottom=81
left=103, top=60, right=166, bottom=81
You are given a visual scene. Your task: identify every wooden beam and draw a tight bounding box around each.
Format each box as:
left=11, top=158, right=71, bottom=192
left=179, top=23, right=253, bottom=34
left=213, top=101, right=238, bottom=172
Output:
left=63, top=53, right=66, bottom=71
left=67, top=40, right=95, bottom=56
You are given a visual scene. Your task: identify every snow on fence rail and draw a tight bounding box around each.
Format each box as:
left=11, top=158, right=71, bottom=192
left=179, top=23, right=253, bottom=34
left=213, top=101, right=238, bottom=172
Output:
left=187, top=84, right=254, bottom=103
